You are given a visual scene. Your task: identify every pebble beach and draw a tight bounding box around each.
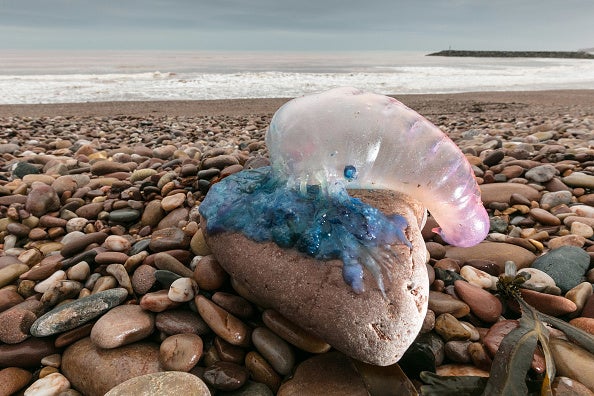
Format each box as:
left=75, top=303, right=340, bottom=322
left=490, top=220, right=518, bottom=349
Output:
left=1, top=89, right=594, bottom=395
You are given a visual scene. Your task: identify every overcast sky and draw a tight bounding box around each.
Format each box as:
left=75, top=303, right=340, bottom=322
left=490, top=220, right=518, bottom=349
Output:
left=1, top=0, right=593, bottom=51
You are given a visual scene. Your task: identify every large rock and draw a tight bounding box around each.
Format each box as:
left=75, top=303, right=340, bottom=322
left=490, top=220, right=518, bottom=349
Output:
left=62, top=337, right=162, bottom=396
left=202, top=190, right=429, bottom=366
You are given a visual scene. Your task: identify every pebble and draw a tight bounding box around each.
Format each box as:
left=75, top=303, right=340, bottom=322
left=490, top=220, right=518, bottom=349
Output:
left=0, top=263, right=29, bottom=288
left=159, top=333, right=204, bottom=371
left=139, top=289, right=181, bottom=312
left=90, top=304, right=155, bottom=348
left=428, top=290, right=471, bottom=318
left=569, top=317, right=594, bottom=335
left=195, top=295, right=251, bottom=347
left=531, top=246, right=590, bottom=293
left=0, top=337, right=59, bottom=368
left=552, top=376, right=594, bottom=396
left=161, top=192, right=186, bottom=211
left=565, top=282, right=593, bottom=316
left=454, top=280, right=502, bottom=323
left=529, top=207, right=561, bottom=225
left=252, top=326, right=295, bottom=376
left=62, top=337, right=161, bottom=396
left=25, top=182, right=60, bottom=216
left=105, top=372, right=211, bottom=396
left=0, top=367, right=33, bottom=395
left=517, top=267, right=557, bottom=292
left=262, top=309, right=331, bottom=354
left=563, top=172, right=594, bottom=189
left=203, top=361, right=250, bottom=391
left=194, top=254, right=228, bottom=290
left=519, top=289, right=577, bottom=316
left=479, top=183, right=540, bottom=205
left=30, top=288, right=129, bottom=337
left=168, top=277, right=198, bottom=302
left=445, top=241, right=536, bottom=272
left=549, top=338, right=594, bottom=392
left=131, top=264, right=157, bottom=294
left=245, top=351, right=282, bottom=393
left=434, top=313, right=471, bottom=341
left=155, top=308, right=210, bottom=335
left=459, top=265, right=497, bottom=290
left=24, top=372, right=71, bottom=396
left=154, top=251, right=195, bottom=278
left=524, top=164, right=557, bottom=182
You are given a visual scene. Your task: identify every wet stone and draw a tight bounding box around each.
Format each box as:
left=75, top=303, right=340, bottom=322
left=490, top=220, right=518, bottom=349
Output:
left=90, top=304, right=155, bottom=349
left=203, top=361, right=249, bottom=391
left=155, top=308, right=211, bottom=335
left=109, top=208, right=141, bottom=223
left=261, top=309, right=331, bottom=354
left=0, top=367, right=33, bottom=395
left=140, top=289, right=181, bottom=312
left=434, top=313, right=471, bottom=341
left=24, top=372, right=71, bottom=396
left=252, top=326, right=295, bottom=376
left=159, top=333, right=204, bottom=371
left=196, top=295, right=251, bottom=347
left=30, top=288, right=129, bottom=337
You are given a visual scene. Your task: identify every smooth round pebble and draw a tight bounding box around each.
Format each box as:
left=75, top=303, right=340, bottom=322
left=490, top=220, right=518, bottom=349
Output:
left=160, top=333, right=204, bottom=371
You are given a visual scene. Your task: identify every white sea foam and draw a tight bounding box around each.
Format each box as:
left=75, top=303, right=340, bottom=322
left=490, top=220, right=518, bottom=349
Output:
left=1, top=51, right=593, bottom=104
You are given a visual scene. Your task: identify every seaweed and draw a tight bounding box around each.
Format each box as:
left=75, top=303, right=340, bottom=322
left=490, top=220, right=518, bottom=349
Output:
left=420, top=261, right=594, bottom=396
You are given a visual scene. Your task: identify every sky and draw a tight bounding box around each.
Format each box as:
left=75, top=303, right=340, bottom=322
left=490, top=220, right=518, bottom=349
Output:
left=1, top=0, right=593, bottom=52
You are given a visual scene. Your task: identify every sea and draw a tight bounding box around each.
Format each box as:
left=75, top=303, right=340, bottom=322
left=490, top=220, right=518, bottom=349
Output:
left=2, top=50, right=594, bottom=104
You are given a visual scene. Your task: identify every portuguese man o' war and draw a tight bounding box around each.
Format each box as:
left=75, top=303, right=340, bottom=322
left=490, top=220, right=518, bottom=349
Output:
left=200, top=87, right=489, bottom=293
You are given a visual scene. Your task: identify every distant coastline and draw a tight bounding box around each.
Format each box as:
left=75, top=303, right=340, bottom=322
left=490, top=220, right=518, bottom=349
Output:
left=427, top=50, right=594, bottom=59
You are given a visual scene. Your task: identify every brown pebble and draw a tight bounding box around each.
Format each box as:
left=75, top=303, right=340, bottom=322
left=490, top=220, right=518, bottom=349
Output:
left=54, top=322, right=95, bottom=348
left=211, top=292, right=255, bottom=319
left=90, top=304, right=155, bottom=349
left=569, top=317, right=594, bottom=336
left=0, top=287, right=24, bottom=311
left=139, top=290, right=181, bottom=312
left=155, top=308, right=210, bottom=335
left=434, top=258, right=461, bottom=273
left=245, top=351, right=282, bottom=393
left=154, top=252, right=194, bottom=278
left=195, top=295, right=251, bottom=347
left=214, top=337, right=246, bottom=364
left=252, top=326, right=295, bottom=376
left=160, top=333, right=203, bottom=371
left=0, top=307, right=37, bottom=344
left=262, top=309, right=331, bottom=354
left=193, top=255, right=228, bottom=290
left=0, top=367, right=33, bottom=395
left=203, top=361, right=249, bottom=391
left=131, top=264, right=157, bottom=295
left=519, top=288, right=577, bottom=316
left=428, top=290, right=471, bottom=318
left=454, top=280, right=502, bottom=323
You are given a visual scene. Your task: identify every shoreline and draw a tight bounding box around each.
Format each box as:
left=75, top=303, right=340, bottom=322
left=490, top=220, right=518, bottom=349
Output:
left=427, top=50, right=594, bottom=59
left=1, top=90, right=593, bottom=118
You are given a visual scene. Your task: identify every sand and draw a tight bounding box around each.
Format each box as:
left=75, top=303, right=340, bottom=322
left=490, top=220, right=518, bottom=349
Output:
left=1, top=90, right=593, bottom=118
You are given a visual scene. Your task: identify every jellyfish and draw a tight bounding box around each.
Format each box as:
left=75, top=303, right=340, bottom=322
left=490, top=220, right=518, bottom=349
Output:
left=199, top=87, right=489, bottom=293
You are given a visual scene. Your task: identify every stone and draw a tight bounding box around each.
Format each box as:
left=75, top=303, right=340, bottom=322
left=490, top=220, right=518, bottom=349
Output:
left=161, top=192, right=186, bottom=211
left=131, top=264, right=157, bottom=295
left=519, top=289, right=577, bottom=316
left=483, top=320, right=545, bottom=373
left=565, top=282, right=593, bottom=316
left=168, top=277, right=198, bottom=302
left=563, top=172, right=594, bottom=189
left=525, top=164, right=557, bottom=182
left=159, top=333, right=203, bottom=371
left=459, top=265, right=497, bottom=290
left=155, top=308, right=210, bottom=335
left=25, top=182, right=60, bottom=216
left=0, top=337, right=59, bottom=368
left=104, top=372, right=210, bottom=396
left=191, top=228, right=212, bottom=255
left=261, top=309, right=331, bottom=353
left=60, top=231, right=108, bottom=258
left=552, top=376, right=594, bottom=396
left=0, top=367, right=32, bottom=395
left=479, top=183, right=539, bottom=205
left=203, top=190, right=429, bottom=366
left=548, top=235, right=587, bottom=250
left=549, top=338, right=594, bottom=392
left=531, top=246, right=590, bottom=293
left=570, top=221, right=594, bottom=238
left=0, top=306, right=37, bottom=344
left=454, top=280, right=502, bottom=323
left=436, top=364, right=490, bottom=377
left=24, top=372, right=70, bottom=396
left=30, top=288, right=129, bottom=337
left=203, top=361, right=249, bottom=391
left=252, top=326, right=295, bottom=376
left=445, top=242, right=536, bottom=272
left=195, top=295, right=251, bottom=347
left=428, top=290, right=471, bottom=318
left=540, top=190, right=573, bottom=209
left=434, top=313, right=471, bottom=341
left=90, top=304, right=155, bottom=348
left=62, top=338, right=162, bottom=396
left=212, top=292, right=256, bottom=319
left=517, top=267, right=557, bottom=293
left=0, top=263, right=29, bottom=288
left=277, top=351, right=369, bottom=396
left=194, top=255, right=229, bottom=290
left=109, top=208, right=141, bottom=223
left=139, top=290, right=181, bottom=312
left=90, top=160, right=131, bottom=175
left=444, top=340, right=472, bottom=363
left=569, top=317, right=594, bottom=336
left=154, top=252, right=194, bottom=278
left=529, top=207, right=561, bottom=225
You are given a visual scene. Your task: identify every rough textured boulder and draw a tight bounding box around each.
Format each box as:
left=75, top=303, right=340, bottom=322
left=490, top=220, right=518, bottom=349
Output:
left=202, top=190, right=429, bottom=366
